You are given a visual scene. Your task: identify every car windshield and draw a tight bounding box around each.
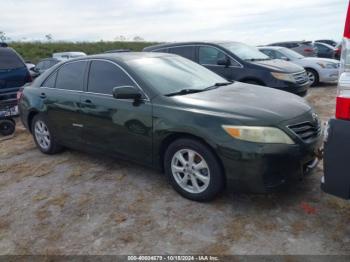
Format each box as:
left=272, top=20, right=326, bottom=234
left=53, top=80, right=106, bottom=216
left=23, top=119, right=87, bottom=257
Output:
left=128, top=56, right=228, bottom=95
left=219, top=42, right=270, bottom=61
left=280, top=47, right=305, bottom=59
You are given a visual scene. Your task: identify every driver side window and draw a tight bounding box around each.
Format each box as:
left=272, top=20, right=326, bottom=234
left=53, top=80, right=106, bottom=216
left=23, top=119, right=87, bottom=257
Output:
left=88, top=61, right=135, bottom=95
left=198, top=46, right=226, bottom=65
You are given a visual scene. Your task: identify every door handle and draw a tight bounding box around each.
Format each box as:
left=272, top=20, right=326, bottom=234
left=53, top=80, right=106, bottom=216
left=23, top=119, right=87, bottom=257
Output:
left=83, top=99, right=92, bottom=104
left=39, top=93, right=46, bottom=99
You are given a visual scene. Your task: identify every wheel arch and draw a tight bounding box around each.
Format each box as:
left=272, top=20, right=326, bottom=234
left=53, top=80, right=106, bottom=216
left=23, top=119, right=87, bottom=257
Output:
left=27, top=110, right=39, bottom=133
left=158, top=132, right=225, bottom=178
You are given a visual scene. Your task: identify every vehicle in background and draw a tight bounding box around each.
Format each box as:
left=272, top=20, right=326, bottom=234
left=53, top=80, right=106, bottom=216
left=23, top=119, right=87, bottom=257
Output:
left=144, top=42, right=310, bottom=96
left=314, top=42, right=336, bottom=59
left=321, top=2, right=350, bottom=200
left=25, top=62, right=36, bottom=78
left=259, top=46, right=340, bottom=86
left=52, top=52, right=86, bottom=61
left=0, top=46, right=32, bottom=106
left=334, top=42, right=342, bottom=60
left=30, top=58, right=60, bottom=78
left=267, top=41, right=317, bottom=57
left=104, top=49, right=131, bottom=53
left=315, top=39, right=338, bottom=47
left=19, top=53, right=322, bottom=201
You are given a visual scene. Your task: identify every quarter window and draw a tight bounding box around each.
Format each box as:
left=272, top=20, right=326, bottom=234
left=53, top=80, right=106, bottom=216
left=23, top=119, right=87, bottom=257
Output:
left=198, top=46, right=226, bottom=65
left=88, top=61, right=134, bottom=95
left=55, top=61, right=87, bottom=91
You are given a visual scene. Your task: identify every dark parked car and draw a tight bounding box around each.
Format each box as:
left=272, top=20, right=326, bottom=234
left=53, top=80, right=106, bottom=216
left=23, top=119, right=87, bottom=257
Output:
left=315, top=39, right=338, bottom=47
left=314, top=42, right=336, bottom=59
left=19, top=53, right=322, bottom=201
left=31, top=58, right=60, bottom=77
left=144, top=42, right=310, bottom=96
left=268, top=41, right=317, bottom=57
left=0, top=46, right=31, bottom=105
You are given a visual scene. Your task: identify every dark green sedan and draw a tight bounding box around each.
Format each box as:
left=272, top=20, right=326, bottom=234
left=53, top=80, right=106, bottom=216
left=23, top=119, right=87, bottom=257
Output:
left=19, top=53, right=322, bottom=201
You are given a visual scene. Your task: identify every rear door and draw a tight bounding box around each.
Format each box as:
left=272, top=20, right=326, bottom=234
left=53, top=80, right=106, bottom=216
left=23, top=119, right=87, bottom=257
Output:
left=41, top=60, right=88, bottom=146
left=80, top=60, right=153, bottom=164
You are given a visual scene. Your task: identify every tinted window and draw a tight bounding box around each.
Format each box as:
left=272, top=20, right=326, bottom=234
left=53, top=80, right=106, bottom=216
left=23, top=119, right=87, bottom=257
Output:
left=42, top=72, right=57, bottom=88
left=168, top=46, right=195, bottom=61
left=316, top=44, right=328, bottom=52
left=198, top=46, right=226, bottom=65
left=88, top=61, right=134, bottom=95
left=154, top=48, right=168, bottom=53
left=56, top=61, right=87, bottom=91
left=0, top=48, right=25, bottom=70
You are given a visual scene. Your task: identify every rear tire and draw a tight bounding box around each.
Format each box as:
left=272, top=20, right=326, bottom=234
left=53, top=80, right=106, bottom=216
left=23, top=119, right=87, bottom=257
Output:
left=0, top=119, right=16, bottom=136
left=164, top=138, right=225, bottom=202
left=306, top=68, right=319, bottom=87
left=31, top=114, right=63, bottom=154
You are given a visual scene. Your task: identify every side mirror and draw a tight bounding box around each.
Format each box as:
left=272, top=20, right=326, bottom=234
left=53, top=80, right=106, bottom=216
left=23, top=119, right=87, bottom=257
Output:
left=217, top=57, right=231, bottom=67
left=280, top=56, right=289, bottom=61
left=113, top=86, right=142, bottom=100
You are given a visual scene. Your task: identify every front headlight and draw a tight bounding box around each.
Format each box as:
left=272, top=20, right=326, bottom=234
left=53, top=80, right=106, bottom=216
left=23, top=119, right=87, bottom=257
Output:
left=271, top=72, right=296, bottom=83
left=222, top=125, right=295, bottom=144
left=317, top=62, right=339, bottom=69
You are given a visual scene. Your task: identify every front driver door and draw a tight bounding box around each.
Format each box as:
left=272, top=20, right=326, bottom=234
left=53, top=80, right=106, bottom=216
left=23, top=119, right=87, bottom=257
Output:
left=197, top=46, right=239, bottom=81
left=80, top=60, right=153, bottom=165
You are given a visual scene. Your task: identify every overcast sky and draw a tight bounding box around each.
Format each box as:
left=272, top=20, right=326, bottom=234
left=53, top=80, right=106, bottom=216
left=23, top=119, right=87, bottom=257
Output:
left=1, top=0, right=348, bottom=44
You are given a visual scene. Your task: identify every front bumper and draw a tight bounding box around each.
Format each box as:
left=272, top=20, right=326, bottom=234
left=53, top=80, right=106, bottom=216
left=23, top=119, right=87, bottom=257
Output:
left=217, top=137, right=322, bottom=193
left=319, top=68, right=339, bottom=83
left=273, top=80, right=310, bottom=96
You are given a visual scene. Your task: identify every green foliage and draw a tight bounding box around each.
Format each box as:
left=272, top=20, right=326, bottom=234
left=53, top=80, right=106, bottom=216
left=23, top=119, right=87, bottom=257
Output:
left=9, top=41, right=160, bottom=63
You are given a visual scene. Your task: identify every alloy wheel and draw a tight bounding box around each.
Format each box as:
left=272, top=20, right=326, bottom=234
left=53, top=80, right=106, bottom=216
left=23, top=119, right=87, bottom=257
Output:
left=307, top=71, right=315, bottom=85
left=34, top=120, right=51, bottom=150
left=171, top=149, right=210, bottom=194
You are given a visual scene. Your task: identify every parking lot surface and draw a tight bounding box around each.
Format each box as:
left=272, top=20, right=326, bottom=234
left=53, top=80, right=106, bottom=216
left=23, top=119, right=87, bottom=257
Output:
left=0, top=84, right=349, bottom=255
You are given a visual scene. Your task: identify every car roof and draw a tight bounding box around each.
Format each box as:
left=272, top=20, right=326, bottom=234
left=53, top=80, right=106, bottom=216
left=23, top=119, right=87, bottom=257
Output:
left=61, top=52, right=178, bottom=63
left=143, top=41, right=242, bottom=51
left=269, top=41, right=311, bottom=45
left=258, top=46, right=284, bottom=50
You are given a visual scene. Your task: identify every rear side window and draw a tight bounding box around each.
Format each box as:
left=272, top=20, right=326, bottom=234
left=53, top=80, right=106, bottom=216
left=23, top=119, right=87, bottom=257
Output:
left=42, top=72, right=57, bottom=88
left=168, top=46, right=195, bottom=61
left=88, top=61, right=134, bottom=95
left=0, top=48, right=25, bottom=70
left=55, top=61, right=87, bottom=91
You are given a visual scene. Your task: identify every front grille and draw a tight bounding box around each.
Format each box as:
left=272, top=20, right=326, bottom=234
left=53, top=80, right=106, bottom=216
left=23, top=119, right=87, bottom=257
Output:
left=293, top=71, right=309, bottom=85
left=288, top=121, right=321, bottom=142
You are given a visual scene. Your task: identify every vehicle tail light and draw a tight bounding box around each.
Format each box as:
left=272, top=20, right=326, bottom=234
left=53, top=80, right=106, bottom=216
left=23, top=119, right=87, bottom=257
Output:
left=304, top=48, right=314, bottom=52
left=25, top=73, right=33, bottom=83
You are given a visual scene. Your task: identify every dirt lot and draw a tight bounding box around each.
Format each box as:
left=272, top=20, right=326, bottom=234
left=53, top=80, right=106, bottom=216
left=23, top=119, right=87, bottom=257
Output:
left=0, top=84, right=349, bottom=255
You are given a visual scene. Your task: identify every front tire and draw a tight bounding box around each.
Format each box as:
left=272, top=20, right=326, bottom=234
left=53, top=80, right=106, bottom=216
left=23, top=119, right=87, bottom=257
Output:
left=164, top=138, right=225, bottom=202
left=306, top=68, right=319, bottom=87
left=31, top=114, right=63, bottom=154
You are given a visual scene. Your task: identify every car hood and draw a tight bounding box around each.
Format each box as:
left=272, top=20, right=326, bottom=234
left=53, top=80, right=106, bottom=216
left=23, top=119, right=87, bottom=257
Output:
left=250, top=59, right=304, bottom=73
left=170, top=82, right=311, bottom=125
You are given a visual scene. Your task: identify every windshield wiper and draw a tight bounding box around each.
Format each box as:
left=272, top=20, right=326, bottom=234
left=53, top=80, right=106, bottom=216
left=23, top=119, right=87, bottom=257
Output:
left=166, top=82, right=232, bottom=97
left=245, top=58, right=271, bottom=61
left=165, top=89, right=204, bottom=97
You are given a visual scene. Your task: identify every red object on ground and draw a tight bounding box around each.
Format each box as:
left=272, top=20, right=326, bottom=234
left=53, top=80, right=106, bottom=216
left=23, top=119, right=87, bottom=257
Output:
left=300, top=202, right=317, bottom=215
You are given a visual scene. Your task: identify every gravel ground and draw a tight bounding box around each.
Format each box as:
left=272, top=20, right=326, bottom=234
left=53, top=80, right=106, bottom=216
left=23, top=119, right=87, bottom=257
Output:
left=0, top=84, right=349, bottom=255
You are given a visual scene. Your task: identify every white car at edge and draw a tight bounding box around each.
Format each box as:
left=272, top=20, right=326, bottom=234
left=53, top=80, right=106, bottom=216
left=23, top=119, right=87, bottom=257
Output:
left=259, top=46, right=340, bottom=86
